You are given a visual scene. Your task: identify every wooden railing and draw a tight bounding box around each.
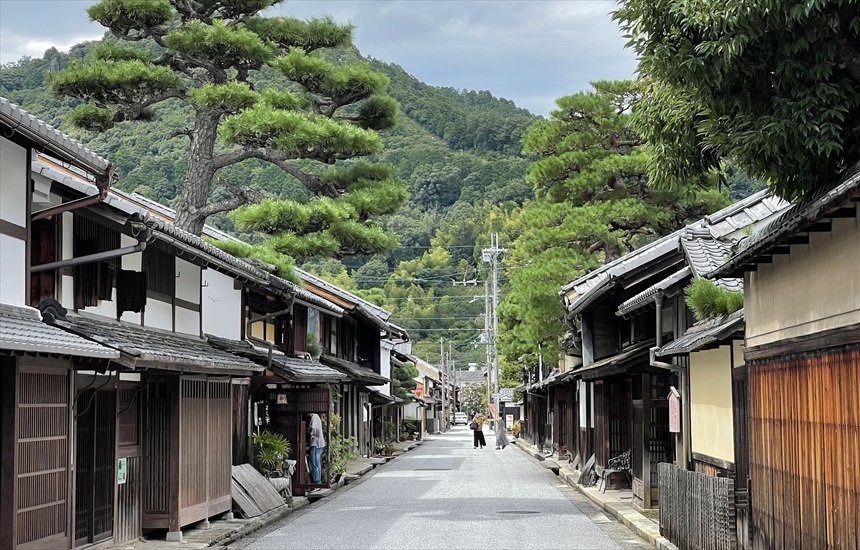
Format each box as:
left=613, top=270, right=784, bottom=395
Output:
left=658, top=462, right=737, bottom=550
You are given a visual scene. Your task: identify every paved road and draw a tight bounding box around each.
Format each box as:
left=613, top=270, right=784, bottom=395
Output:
left=234, top=426, right=649, bottom=550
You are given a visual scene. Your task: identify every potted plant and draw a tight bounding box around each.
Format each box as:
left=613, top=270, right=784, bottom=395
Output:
left=253, top=430, right=291, bottom=477
left=382, top=442, right=396, bottom=456
left=373, top=437, right=385, bottom=456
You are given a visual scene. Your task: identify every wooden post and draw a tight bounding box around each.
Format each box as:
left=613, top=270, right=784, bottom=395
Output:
left=0, top=360, right=17, bottom=549
left=166, top=377, right=182, bottom=541
left=642, top=373, right=652, bottom=509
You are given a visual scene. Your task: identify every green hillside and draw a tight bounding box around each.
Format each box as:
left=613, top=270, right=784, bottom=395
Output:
left=0, top=38, right=535, bottom=369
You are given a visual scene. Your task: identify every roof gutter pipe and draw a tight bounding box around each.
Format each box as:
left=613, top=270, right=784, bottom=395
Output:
left=0, top=111, right=109, bottom=178
left=31, top=163, right=117, bottom=222
left=31, top=220, right=151, bottom=274
left=245, top=305, right=293, bottom=371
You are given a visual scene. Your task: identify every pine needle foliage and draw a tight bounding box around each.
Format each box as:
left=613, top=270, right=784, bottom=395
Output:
left=499, top=81, right=730, bottom=367
left=50, top=0, right=404, bottom=245
left=684, top=278, right=743, bottom=321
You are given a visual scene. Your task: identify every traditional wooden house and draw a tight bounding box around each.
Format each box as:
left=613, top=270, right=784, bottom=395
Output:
left=1, top=97, right=286, bottom=547
left=559, top=191, right=787, bottom=509
left=112, top=190, right=398, bottom=487
left=0, top=98, right=123, bottom=550
left=397, top=350, right=441, bottom=435
left=710, top=165, right=860, bottom=550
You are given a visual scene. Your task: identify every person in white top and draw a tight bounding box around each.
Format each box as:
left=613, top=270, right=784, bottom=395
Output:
left=307, top=412, right=326, bottom=484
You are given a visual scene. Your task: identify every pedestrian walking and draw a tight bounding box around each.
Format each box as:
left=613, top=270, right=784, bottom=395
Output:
left=495, top=416, right=509, bottom=450
left=307, top=412, right=326, bottom=484
left=470, top=412, right=487, bottom=449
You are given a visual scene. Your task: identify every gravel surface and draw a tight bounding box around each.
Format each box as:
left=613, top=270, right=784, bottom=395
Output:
left=232, top=426, right=650, bottom=550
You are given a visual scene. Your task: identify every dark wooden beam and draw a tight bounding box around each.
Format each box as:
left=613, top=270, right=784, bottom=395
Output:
left=745, top=323, right=860, bottom=361
left=0, top=359, right=17, bottom=550
left=771, top=245, right=792, bottom=255
left=785, top=234, right=809, bottom=245
left=757, top=255, right=772, bottom=264
left=826, top=207, right=857, bottom=218
left=805, top=220, right=831, bottom=233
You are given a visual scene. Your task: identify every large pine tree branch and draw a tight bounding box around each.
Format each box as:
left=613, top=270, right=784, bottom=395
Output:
left=211, top=148, right=341, bottom=197
left=192, top=178, right=265, bottom=218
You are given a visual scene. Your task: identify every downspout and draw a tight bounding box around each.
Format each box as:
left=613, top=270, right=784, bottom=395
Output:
left=31, top=163, right=117, bottom=221
left=245, top=303, right=294, bottom=371
left=31, top=218, right=152, bottom=273
left=649, top=292, right=690, bottom=471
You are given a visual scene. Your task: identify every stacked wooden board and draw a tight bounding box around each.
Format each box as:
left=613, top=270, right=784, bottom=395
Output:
left=231, top=464, right=285, bottom=518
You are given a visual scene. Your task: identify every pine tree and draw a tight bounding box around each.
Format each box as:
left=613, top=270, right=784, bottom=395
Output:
left=499, top=81, right=729, bottom=363
left=50, top=0, right=404, bottom=245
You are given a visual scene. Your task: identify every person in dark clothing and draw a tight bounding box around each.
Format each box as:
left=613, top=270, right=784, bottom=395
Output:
left=471, top=412, right=487, bottom=449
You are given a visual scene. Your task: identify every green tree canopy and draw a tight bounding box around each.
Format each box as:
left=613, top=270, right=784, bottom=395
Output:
left=614, top=0, right=860, bottom=200
left=391, top=361, right=419, bottom=402
left=51, top=0, right=404, bottom=245
left=499, top=81, right=729, bottom=364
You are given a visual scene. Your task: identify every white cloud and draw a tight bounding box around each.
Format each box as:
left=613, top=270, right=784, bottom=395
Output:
left=0, top=31, right=103, bottom=64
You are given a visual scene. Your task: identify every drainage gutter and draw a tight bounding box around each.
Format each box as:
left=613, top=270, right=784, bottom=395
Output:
left=31, top=221, right=152, bottom=274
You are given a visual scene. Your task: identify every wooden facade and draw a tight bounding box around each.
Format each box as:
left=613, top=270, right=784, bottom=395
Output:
left=142, top=375, right=233, bottom=534
left=10, top=361, right=73, bottom=550
left=747, top=344, right=859, bottom=550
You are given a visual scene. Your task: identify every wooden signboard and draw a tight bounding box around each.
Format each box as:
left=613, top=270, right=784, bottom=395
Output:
left=668, top=386, right=681, bottom=433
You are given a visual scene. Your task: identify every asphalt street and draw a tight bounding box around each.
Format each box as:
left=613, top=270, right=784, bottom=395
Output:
left=233, top=426, right=650, bottom=550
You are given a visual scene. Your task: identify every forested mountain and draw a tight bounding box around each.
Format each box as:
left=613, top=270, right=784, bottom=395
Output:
left=0, top=38, right=535, bottom=367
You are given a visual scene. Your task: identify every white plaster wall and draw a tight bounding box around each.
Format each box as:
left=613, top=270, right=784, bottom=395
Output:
left=0, top=137, right=27, bottom=227
left=370, top=344, right=392, bottom=396
left=579, top=380, right=588, bottom=428
left=145, top=298, right=172, bottom=331
left=80, top=287, right=117, bottom=319
left=0, top=137, right=27, bottom=304
left=175, top=258, right=200, bottom=304
left=58, top=213, right=75, bottom=309
left=119, top=234, right=142, bottom=324
left=746, top=206, right=860, bottom=347
left=175, top=306, right=199, bottom=336
left=202, top=269, right=242, bottom=340
left=0, top=234, right=26, bottom=304
left=689, top=346, right=735, bottom=463
left=732, top=340, right=745, bottom=369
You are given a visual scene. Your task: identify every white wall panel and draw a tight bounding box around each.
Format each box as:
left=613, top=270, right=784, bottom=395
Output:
left=0, top=234, right=26, bottom=304
left=0, top=137, right=27, bottom=227
left=175, top=258, right=200, bottom=303
left=80, top=287, right=117, bottom=319
left=145, top=298, right=172, bottom=331
left=202, top=269, right=242, bottom=340
left=175, top=306, right=199, bottom=336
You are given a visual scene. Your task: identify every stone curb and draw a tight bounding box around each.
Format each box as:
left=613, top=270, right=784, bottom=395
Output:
left=210, top=438, right=423, bottom=547
left=209, top=498, right=309, bottom=548
left=512, top=440, right=678, bottom=550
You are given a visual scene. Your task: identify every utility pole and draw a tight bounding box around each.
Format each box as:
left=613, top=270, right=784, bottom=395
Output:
left=440, top=337, right=447, bottom=433
left=482, top=233, right=506, bottom=432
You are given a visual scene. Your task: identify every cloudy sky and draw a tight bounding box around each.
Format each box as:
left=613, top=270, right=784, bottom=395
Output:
left=0, top=0, right=637, bottom=115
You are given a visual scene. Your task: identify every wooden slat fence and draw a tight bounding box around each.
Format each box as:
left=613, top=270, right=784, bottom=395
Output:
left=747, top=344, right=859, bottom=550
left=659, top=462, right=737, bottom=550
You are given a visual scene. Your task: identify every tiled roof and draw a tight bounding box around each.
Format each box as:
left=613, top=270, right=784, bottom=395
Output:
left=563, top=191, right=789, bottom=318
left=1, top=97, right=110, bottom=175
left=56, top=314, right=262, bottom=373
left=454, top=369, right=486, bottom=385
left=574, top=340, right=655, bottom=381
left=207, top=336, right=344, bottom=383
left=0, top=303, right=119, bottom=359
left=656, top=310, right=744, bottom=357
left=319, top=354, right=389, bottom=385
left=712, top=163, right=860, bottom=278
left=295, top=267, right=392, bottom=321
left=617, top=267, right=692, bottom=317
left=111, top=190, right=346, bottom=316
